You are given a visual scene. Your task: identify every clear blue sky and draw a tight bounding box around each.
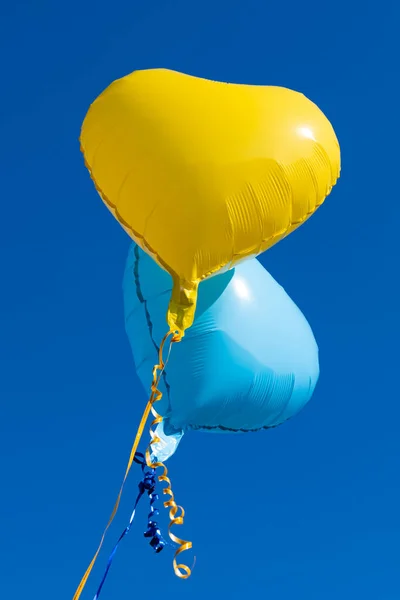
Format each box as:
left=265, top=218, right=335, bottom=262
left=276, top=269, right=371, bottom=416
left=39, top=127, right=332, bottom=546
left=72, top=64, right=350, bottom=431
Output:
left=1, top=1, right=399, bottom=598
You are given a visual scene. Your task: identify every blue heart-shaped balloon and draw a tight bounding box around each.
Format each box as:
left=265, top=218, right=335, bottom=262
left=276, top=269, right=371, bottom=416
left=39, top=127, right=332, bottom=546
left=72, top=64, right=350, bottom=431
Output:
left=123, top=244, right=319, bottom=435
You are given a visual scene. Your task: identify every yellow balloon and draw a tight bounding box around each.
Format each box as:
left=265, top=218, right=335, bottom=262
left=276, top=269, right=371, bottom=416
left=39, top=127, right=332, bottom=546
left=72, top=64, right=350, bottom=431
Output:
left=81, top=68, right=340, bottom=336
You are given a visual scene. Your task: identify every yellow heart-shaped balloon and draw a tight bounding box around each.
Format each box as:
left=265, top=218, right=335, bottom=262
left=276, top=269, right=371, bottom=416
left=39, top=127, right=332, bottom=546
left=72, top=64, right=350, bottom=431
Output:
left=81, top=68, right=340, bottom=336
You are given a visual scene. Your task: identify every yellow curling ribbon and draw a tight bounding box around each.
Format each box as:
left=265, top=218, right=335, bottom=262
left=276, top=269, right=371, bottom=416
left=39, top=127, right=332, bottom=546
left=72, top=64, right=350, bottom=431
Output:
left=72, top=331, right=179, bottom=600
left=145, top=333, right=194, bottom=579
left=145, top=408, right=194, bottom=579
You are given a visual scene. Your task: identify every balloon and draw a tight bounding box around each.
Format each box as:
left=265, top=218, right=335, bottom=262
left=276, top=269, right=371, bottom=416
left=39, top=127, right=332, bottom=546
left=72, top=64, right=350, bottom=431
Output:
left=149, top=420, right=183, bottom=463
left=123, top=243, right=319, bottom=434
left=82, top=68, right=340, bottom=335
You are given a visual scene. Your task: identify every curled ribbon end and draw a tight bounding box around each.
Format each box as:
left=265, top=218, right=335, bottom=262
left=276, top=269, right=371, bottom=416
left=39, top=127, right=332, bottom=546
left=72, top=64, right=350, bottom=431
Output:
left=173, top=552, right=196, bottom=580
left=173, top=562, right=192, bottom=579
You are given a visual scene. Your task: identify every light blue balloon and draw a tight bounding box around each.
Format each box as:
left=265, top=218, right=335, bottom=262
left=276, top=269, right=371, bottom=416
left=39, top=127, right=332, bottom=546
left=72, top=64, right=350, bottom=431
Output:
left=123, top=244, right=319, bottom=435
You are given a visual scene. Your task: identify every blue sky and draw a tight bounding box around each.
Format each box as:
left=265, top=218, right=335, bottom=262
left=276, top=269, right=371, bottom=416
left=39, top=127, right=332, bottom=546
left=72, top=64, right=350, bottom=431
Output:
left=1, top=0, right=399, bottom=598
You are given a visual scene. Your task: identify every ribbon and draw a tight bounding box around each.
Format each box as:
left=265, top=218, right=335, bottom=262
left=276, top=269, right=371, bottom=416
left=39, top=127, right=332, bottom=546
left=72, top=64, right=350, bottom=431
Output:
left=145, top=382, right=195, bottom=578
left=72, top=331, right=176, bottom=600
left=92, top=453, right=166, bottom=600
left=136, top=453, right=167, bottom=554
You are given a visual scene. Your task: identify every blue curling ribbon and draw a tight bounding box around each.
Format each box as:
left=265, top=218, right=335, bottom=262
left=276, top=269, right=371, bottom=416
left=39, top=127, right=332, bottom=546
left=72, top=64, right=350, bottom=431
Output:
left=92, top=453, right=166, bottom=600
left=138, top=455, right=167, bottom=554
